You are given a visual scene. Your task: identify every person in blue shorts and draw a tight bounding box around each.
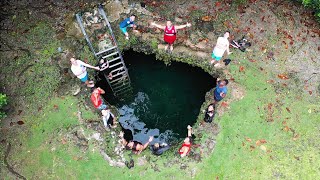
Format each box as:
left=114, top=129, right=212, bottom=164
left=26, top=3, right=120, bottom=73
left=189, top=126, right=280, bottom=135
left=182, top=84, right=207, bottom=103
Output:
left=213, top=78, right=229, bottom=104
left=119, top=14, right=136, bottom=40
left=210, top=31, right=232, bottom=67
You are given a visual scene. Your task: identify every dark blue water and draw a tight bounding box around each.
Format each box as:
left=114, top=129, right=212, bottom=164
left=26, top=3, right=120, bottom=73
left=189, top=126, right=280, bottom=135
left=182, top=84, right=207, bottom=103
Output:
left=97, top=50, right=215, bottom=144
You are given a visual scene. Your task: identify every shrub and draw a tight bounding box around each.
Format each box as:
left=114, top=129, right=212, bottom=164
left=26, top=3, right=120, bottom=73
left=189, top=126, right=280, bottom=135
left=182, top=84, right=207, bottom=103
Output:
left=0, top=93, right=7, bottom=119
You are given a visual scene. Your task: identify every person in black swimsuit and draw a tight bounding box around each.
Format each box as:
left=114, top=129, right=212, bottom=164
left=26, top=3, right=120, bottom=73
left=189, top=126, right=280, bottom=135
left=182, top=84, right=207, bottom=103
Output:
left=99, top=59, right=113, bottom=80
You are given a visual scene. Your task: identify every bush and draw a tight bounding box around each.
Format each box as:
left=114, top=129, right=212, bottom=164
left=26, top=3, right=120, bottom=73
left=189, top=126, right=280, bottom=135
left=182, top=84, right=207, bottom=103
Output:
left=300, top=0, right=320, bottom=19
left=0, top=93, right=7, bottom=119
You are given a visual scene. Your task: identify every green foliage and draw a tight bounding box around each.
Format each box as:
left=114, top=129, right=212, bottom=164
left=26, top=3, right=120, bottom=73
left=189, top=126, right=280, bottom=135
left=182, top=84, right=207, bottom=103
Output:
left=297, top=0, right=320, bottom=18
left=0, top=93, right=7, bottom=119
left=1, top=22, right=62, bottom=114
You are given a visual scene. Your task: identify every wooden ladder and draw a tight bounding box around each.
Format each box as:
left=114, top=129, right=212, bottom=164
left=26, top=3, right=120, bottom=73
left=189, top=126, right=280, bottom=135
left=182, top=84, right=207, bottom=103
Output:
left=75, top=5, right=132, bottom=97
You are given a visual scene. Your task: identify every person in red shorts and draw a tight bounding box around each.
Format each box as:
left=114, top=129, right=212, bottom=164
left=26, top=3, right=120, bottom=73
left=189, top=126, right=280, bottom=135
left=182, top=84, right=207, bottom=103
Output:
left=90, top=87, right=107, bottom=110
left=178, top=125, right=193, bottom=158
left=151, top=20, right=191, bottom=52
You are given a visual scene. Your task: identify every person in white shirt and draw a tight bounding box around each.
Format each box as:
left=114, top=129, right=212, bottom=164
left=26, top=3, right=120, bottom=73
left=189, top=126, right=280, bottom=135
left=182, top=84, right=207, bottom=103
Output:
left=70, top=57, right=100, bottom=87
left=210, top=31, right=232, bottom=67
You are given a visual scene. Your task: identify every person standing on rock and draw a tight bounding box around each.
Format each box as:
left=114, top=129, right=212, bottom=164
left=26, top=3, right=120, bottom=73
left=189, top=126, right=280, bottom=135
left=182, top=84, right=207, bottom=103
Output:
left=91, top=87, right=107, bottom=110
left=211, top=31, right=232, bottom=67
left=151, top=20, right=191, bottom=52
left=179, top=125, right=193, bottom=158
left=119, top=14, right=137, bottom=40
left=213, top=78, right=228, bottom=104
left=70, top=57, right=100, bottom=88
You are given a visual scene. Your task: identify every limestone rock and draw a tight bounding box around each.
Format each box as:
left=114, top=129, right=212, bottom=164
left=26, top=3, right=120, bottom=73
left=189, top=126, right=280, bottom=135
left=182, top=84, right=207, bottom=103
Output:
left=65, top=22, right=83, bottom=39
left=105, top=1, right=126, bottom=22
left=137, top=156, right=147, bottom=166
left=175, top=17, right=183, bottom=23
left=195, top=40, right=208, bottom=50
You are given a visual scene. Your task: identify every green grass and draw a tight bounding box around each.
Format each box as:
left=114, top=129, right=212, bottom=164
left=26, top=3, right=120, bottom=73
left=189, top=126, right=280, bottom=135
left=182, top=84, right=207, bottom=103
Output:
left=196, top=56, right=320, bottom=179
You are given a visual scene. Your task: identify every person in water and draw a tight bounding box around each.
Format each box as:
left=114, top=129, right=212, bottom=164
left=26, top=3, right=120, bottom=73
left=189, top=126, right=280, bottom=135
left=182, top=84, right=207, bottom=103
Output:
left=119, top=131, right=154, bottom=154
left=179, top=125, right=193, bottom=158
left=150, top=142, right=170, bottom=156
left=151, top=20, right=191, bottom=52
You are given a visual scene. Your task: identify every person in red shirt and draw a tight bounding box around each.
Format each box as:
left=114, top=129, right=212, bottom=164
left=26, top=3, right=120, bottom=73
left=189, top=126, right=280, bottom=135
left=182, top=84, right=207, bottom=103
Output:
left=151, top=20, right=191, bottom=52
left=90, top=87, right=107, bottom=110
left=179, top=125, right=193, bottom=158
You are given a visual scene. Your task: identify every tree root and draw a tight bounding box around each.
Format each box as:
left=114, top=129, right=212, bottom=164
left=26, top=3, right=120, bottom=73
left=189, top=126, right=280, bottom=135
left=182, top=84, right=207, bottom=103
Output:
left=4, top=143, right=27, bottom=180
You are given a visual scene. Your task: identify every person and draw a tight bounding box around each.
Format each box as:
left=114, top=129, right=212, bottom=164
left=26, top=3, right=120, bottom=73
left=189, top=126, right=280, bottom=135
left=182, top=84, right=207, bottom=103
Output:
left=211, top=31, right=232, bottom=67
left=90, top=87, right=107, bottom=110
left=101, top=109, right=117, bottom=129
left=179, top=125, right=192, bottom=158
left=99, top=59, right=113, bottom=80
left=119, top=14, right=137, bottom=40
left=151, top=20, right=191, bottom=52
left=119, top=131, right=154, bottom=154
left=213, top=78, right=229, bottom=104
left=150, top=142, right=170, bottom=156
left=70, top=57, right=100, bottom=87
left=204, top=104, right=216, bottom=123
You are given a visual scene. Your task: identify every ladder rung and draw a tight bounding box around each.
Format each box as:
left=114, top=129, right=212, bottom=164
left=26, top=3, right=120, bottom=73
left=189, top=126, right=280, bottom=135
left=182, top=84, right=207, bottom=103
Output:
left=109, top=62, right=123, bottom=68
left=110, top=80, right=128, bottom=87
left=102, top=51, right=119, bottom=59
left=110, top=75, right=127, bottom=83
left=95, top=46, right=117, bottom=56
left=115, top=88, right=132, bottom=96
left=110, top=67, right=124, bottom=74
left=112, top=71, right=127, bottom=78
left=113, top=84, right=130, bottom=91
left=114, top=86, right=132, bottom=93
left=108, top=57, right=121, bottom=63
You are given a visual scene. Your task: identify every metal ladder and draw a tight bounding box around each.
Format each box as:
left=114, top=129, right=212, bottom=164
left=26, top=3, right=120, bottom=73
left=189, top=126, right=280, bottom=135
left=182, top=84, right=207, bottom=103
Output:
left=75, top=5, right=132, bottom=97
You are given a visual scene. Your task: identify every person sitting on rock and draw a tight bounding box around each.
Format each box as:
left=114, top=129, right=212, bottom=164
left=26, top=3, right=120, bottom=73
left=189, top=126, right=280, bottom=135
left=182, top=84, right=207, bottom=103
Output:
left=150, top=142, right=170, bottom=156
left=119, top=14, right=137, bottom=40
left=179, top=125, right=193, bottom=158
left=211, top=31, right=232, bottom=67
left=70, top=57, right=100, bottom=88
left=204, top=104, right=216, bottom=123
left=151, top=20, right=191, bottom=52
left=90, top=87, right=107, bottom=110
left=119, top=131, right=154, bottom=154
left=101, top=109, right=117, bottom=129
left=213, top=78, right=229, bottom=104
left=99, top=59, right=113, bottom=80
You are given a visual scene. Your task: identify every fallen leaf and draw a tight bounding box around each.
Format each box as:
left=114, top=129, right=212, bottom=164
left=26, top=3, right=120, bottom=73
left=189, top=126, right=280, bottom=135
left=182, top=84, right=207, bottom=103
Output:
left=308, top=91, right=312, bottom=95
left=260, top=139, right=267, bottom=144
left=260, top=145, right=267, bottom=152
left=282, top=121, right=287, bottom=125
left=61, top=138, right=67, bottom=144
left=53, top=104, right=59, bottom=109
left=278, top=74, right=289, bottom=80
left=293, top=134, right=299, bottom=141
left=221, top=101, right=229, bottom=107
left=256, top=140, right=261, bottom=146
left=245, top=137, right=252, bottom=142
left=17, top=121, right=24, bottom=125
left=249, top=59, right=257, bottom=62
left=239, top=66, right=245, bottom=72
left=201, top=15, right=212, bottom=22
left=286, top=107, right=291, bottom=113
left=283, top=126, right=290, bottom=132
left=267, top=79, right=275, bottom=84
left=250, top=145, right=255, bottom=151
left=242, top=142, right=245, bottom=146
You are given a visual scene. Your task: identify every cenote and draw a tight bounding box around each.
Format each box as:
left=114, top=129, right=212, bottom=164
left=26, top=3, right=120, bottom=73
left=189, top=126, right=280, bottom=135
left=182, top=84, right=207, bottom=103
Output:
left=96, top=50, right=215, bottom=143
